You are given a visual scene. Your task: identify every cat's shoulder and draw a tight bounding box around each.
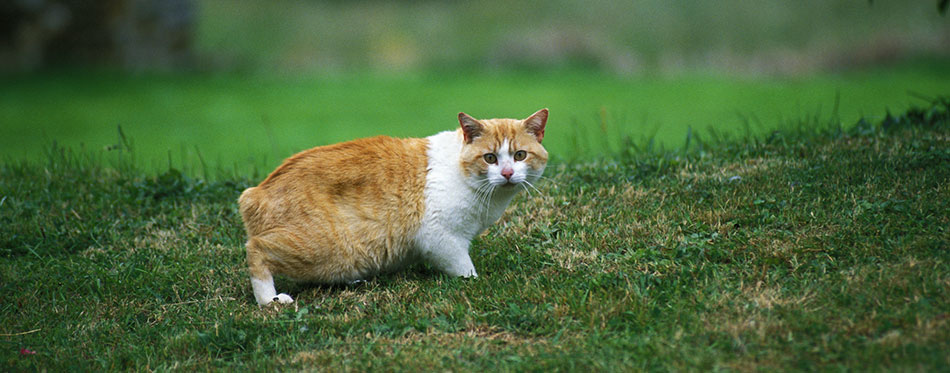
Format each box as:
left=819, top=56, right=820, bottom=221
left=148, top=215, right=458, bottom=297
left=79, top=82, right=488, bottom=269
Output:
left=425, top=130, right=462, bottom=153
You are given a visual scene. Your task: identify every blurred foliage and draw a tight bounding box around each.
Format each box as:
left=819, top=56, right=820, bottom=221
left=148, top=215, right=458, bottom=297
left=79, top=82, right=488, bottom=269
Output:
left=0, top=0, right=194, bottom=71
left=194, top=0, right=950, bottom=75
left=869, top=0, right=949, bottom=15
left=3, top=0, right=948, bottom=74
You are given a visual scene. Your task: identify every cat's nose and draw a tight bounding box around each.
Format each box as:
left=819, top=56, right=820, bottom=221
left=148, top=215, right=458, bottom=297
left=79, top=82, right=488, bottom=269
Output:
left=501, top=167, right=514, bottom=180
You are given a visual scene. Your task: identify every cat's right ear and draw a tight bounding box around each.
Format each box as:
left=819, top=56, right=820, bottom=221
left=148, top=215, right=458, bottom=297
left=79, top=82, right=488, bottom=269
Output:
left=459, top=112, right=483, bottom=144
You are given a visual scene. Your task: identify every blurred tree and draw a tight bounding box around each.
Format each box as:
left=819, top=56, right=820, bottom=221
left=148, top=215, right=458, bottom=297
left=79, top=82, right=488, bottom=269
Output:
left=0, top=0, right=194, bottom=71
left=868, top=0, right=948, bottom=14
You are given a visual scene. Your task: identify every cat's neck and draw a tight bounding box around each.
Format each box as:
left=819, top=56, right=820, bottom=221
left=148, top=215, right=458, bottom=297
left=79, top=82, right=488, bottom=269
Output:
left=425, top=130, right=518, bottom=230
left=431, top=130, right=483, bottom=191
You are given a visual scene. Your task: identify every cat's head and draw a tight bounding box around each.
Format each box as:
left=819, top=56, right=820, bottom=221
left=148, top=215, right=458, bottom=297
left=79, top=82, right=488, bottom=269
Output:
left=457, top=109, right=549, bottom=190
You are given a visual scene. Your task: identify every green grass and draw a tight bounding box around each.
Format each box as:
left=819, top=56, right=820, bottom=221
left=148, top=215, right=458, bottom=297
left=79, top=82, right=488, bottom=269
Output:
left=1, top=98, right=948, bottom=370
left=2, top=61, right=950, bottom=178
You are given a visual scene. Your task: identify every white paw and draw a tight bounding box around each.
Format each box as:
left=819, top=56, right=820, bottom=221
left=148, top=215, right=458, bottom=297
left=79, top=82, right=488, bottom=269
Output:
left=460, top=269, right=478, bottom=278
left=274, top=293, right=294, bottom=304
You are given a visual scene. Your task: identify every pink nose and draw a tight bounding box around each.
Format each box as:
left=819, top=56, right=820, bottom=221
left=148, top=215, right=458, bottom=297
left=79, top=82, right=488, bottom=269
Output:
left=501, top=167, right=514, bottom=180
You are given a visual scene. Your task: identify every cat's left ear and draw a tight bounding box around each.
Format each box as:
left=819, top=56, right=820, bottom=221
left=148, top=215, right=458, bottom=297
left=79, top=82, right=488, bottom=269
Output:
left=524, top=108, right=548, bottom=143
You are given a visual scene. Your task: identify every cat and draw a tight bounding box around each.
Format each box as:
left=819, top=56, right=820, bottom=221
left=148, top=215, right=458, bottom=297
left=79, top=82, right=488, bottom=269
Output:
left=238, top=109, right=549, bottom=305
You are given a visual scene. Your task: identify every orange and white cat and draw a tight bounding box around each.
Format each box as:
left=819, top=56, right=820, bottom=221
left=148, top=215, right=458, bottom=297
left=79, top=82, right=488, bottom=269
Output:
left=239, top=109, right=549, bottom=305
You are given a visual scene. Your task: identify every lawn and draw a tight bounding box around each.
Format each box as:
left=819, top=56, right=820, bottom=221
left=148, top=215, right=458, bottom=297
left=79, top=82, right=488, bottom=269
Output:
left=2, top=61, right=949, bottom=177
left=1, top=97, right=947, bottom=370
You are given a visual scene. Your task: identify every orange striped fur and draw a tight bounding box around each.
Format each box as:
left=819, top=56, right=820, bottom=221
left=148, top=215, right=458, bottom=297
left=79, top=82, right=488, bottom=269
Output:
left=239, top=136, right=428, bottom=284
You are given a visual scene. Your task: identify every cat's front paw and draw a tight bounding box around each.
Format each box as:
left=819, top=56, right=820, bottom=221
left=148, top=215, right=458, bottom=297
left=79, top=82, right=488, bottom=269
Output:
left=273, top=293, right=294, bottom=304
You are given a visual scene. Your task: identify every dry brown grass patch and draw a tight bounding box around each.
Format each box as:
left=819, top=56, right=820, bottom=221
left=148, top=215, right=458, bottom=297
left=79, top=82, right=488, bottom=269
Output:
left=706, top=280, right=815, bottom=342
left=289, top=325, right=550, bottom=367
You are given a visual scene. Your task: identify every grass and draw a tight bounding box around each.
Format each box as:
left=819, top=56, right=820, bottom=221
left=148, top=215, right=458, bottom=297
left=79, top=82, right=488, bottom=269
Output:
left=2, top=61, right=950, bottom=177
left=1, top=97, right=948, bottom=370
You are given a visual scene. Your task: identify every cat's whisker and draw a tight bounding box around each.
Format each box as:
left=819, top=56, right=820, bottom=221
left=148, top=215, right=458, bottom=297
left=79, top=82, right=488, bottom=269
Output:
left=473, top=187, right=486, bottom=208
left=525, top=171, right=552, bottom=179
left=478, top=189, right=492, bottom=212
left=473, top=184, right=490, bottom=199
left=524, top=172, right=556, bottom=184
left=480, top=182, right=494, bottom=197
left=473, top=182, right=495, bottom=214
left=485, top=185, right=498, bottom=219
left=518, top=183, right=533, bottom=198
left=474, top=182, right=496, bottom=221
left=484, top=184, right=496, bottom=205
left=523, top=180, right=544, bottom=195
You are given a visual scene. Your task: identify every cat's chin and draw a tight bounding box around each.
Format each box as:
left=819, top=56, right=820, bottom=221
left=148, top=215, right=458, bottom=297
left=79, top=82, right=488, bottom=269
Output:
left=481, top=181, right=518, bottom=189
left=482, top=178, right=515, bottom=188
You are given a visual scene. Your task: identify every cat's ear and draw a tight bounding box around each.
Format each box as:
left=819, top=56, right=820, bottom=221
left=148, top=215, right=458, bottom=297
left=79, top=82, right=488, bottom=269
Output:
left=458, top=112, right=483, bottom=144
left=524, top=108, right=548, bottom=143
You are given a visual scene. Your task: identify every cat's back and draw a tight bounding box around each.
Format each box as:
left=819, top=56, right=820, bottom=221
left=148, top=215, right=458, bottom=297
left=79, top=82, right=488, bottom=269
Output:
left=239, top=135, right=429, bottom=235
left=263, top=135, right=427, bottom=186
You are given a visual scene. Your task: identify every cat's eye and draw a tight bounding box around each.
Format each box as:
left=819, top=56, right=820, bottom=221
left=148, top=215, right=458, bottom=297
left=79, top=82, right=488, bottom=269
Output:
left=514, top=150, right=527, bottom=161
left=483, top=153, right=497, bottom=164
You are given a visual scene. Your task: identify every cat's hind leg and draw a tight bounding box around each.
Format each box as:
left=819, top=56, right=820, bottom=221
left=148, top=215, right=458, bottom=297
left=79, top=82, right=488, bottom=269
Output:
left=250, top=274, right=293, bottom=305
left=246, top=237, right=294, bottom=305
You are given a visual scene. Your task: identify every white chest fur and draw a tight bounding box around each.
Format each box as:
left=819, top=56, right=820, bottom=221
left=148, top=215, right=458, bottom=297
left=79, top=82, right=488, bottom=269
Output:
left=412, top=131, right=519, bottom=277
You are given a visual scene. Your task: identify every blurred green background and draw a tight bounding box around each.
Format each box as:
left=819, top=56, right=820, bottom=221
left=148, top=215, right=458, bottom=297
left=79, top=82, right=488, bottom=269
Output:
left=1, top=0, right=948, bottom=176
